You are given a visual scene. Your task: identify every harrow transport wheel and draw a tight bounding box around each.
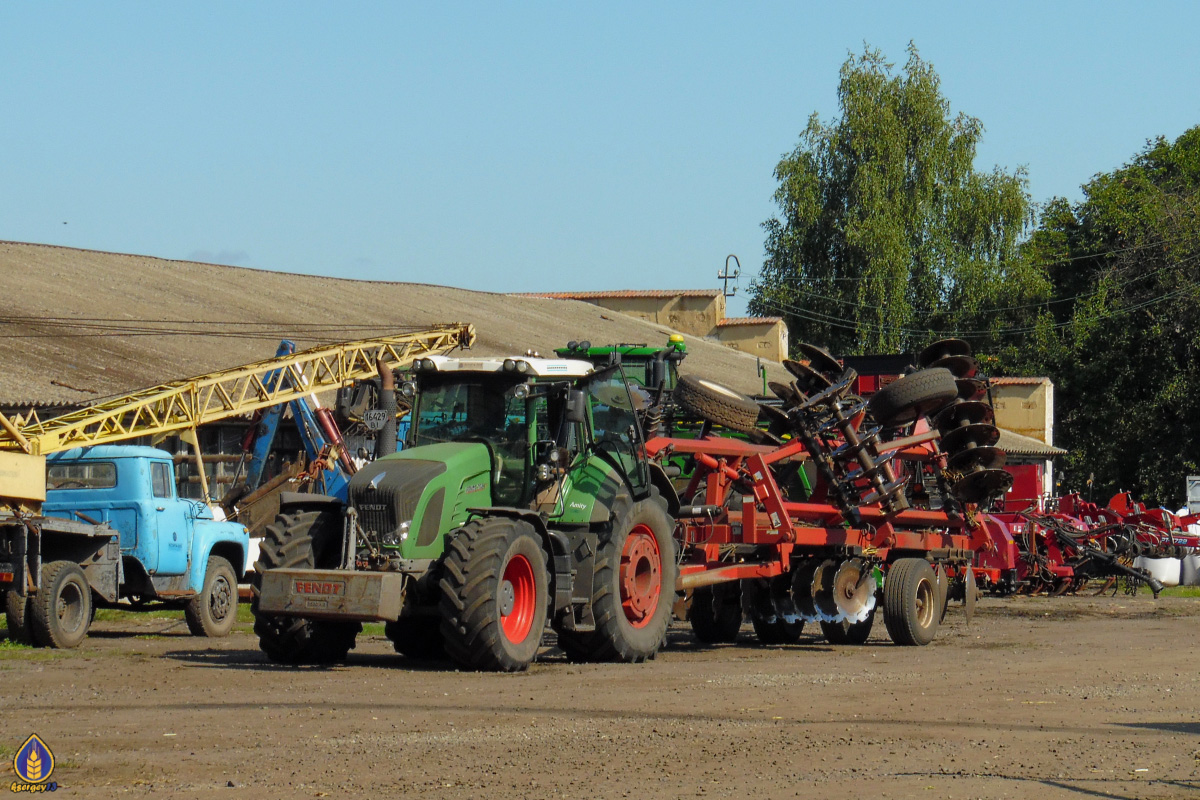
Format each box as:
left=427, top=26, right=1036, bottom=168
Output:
left=746, top=577, right=804, bottom=644
left=883, top=558, right=940, bottom=646
left=439, top=517, right=548, bottom=672
left=689, top=582, right=743, bottom=643
left=385, top=617, right=445, bottom=659
left=867, top=368, right=958, bottom=428
left=5, top=590, right=35, bottom=645
left=30, top=561, right=92, bottom=649
left=820, top=609, right=875, bottom=645
left=253, top=508, right=361, bottom=665
left=556, top=498, right=677, bottom=663
left=675, top=374, right=761, bottom=433
left=185, top=555, right=238, bottom=638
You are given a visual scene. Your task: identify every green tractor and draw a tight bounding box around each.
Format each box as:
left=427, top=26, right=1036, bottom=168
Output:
left=252, top=353, right=678, bottom=671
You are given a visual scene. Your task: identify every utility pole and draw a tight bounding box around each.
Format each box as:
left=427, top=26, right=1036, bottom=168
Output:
left=719, top=254, right=741, bottom=299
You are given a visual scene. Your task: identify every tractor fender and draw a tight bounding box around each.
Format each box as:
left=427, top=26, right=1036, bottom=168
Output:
left=467, top=507, right=573, bottom=613
left=278, top=492, right=344, bottom=515
left=647, top=462, right=681, bottom=515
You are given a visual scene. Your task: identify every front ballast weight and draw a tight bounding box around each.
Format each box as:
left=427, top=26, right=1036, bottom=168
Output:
left=656, top=338, right=1010, bottom=648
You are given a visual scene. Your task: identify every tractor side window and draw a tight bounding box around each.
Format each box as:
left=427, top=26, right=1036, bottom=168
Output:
left=587, top=369, right=649, bottom=494
left=151, top=462, right=172, bottom=498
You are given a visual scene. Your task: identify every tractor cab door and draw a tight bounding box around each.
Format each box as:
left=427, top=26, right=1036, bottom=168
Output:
left=585, top=366, right=651, bottom=498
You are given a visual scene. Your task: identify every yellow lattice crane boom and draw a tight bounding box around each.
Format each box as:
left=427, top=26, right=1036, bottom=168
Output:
left=0, top=324, right=474, bottom=509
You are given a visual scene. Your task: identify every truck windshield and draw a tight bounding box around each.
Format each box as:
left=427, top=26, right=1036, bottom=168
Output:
left=47, top=462, right=117, bottom=490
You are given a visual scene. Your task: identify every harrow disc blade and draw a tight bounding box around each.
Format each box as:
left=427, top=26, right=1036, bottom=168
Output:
left=797, top=342, right=842, bottom=378
left=861, top=476, right=908, bottom=507
left=963, top=566, right=976, bottom=625
left=927, top=354, right=979, bottom=379
left=790, top=561, right=821, bottom=622
left=810, top=559, right=842, bottom=623
left=918, top=338, right=972, bottom=368
left=768, top=380, right=801, bottom=405
left=941, top=422, right=1001, bottom=454
left=769, top=573, right=805, bottom=626
left=783, top=359, right=833, bottom=393
left=935, top=400, right=995, bottom=432
left=956, top=378, right=988, bottom=401
left=950, top=468, right=1014, bottom=504
left=758, top=402, right=792, bottom=428
left=831, top=558, right=878, bottom=624
left=947, top=445, right=1007, bottom=473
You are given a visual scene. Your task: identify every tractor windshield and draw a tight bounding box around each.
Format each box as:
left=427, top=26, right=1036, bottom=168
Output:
left=409, top=374, right=532, bottom=504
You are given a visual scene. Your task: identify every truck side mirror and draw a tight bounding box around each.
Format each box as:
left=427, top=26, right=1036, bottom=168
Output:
left=566, top=390, right=587, bottom=424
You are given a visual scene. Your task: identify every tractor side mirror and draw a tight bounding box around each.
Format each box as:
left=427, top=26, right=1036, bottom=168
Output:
left=566, top=389, right=588, bottom=424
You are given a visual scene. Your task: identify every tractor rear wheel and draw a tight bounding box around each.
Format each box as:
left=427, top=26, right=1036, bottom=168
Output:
left=867, top=368, right=958, bottom=428
left=5, top=590, right=35, bottom=645
left=820, top=609, right=875, bottom=644
left=675, top=375, right=761, bottom=433
left=30, top=561, right=92, bottom=649
left=185, top=555, right=238, bottom=638
left=439, top=517, right=548, bottom=672
left=883, top=558, right=940, bottom=646
left=557, top=498, right=676, bottom=663
left=689, top=582, right=743, bottom=643
left=385, top=616, right=444, bottom=659
left=252, top=509, right=361, bottom=664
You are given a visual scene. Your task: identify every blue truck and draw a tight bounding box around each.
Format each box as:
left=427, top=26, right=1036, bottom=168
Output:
left=2, top=445, right=249, bottom=648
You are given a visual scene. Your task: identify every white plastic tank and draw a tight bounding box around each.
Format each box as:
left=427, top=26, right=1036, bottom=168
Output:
left=1135, top=556, right=1181, bottom=588
left=1181, top=554, right=1200, bottom=586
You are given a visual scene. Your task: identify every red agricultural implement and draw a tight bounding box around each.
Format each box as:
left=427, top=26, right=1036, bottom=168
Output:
left=651, top=339, right=1013, bottom=646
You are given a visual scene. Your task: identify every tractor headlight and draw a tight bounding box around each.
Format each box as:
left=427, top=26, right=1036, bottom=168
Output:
left=382, top=520, right=411, bottom=547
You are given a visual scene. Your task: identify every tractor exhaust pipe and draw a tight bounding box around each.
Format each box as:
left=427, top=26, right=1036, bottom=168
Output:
left=375, top=357, right=397, bottom=459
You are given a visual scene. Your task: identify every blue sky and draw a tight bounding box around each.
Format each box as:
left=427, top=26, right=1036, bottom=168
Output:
left=2, top=2, right=1197, bottom=317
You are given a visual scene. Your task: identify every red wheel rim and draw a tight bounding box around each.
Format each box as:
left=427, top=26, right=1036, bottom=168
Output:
left=620, top=524, right=662, bottom=628
left=499, top=553, right=536, bottom=643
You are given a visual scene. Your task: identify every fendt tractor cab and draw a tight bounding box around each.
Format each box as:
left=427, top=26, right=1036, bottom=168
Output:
left=253, top=353, right=678, bottom=671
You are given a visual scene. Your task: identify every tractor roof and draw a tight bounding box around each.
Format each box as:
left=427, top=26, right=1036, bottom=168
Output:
left=415, top=354, right=594, bottom=379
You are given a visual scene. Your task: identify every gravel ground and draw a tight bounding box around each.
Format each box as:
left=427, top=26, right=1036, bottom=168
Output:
left=3, top=594, right=1199, bottom=799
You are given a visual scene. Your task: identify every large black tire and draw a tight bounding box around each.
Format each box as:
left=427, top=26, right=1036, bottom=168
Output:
left=252, top=509, right=361, bottom=665
left=185, top=555, right=238, bottom=638
left=688, top=582, right=743, bottom=643
left=745, top=577, right=804, bottom=645
left=820, top=609, right=875, bottom=644
left=30, top=561, right=92, bottom=649
left=439, top=517, right=548, bottom=672
left=883, top=558, right=940, bottom=646
left=5, top=590, right=36, bottom=645
left=867, top=368, right=958, bottom=428
left=556, top=498, right=677, bottom=663
left=675, top=374, right=760, bottom=433
left=385, top=616, right=444, bottom=659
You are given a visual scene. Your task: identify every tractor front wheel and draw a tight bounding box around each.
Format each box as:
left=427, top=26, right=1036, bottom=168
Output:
left=439, top=517, right=548, bottom=672
left=252, top=508, right=361, bottom=664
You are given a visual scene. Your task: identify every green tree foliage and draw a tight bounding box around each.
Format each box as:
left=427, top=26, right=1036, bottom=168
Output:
left=1020, top=128, right=1200, bottom=504
left=750, top=44, right=1047, bottom=354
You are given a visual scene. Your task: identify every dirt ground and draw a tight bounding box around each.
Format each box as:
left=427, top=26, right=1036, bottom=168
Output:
left=3, top=595, right=1199, bottom=800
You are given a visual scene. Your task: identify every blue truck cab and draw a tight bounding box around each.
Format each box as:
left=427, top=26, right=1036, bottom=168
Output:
left=17, top=445, right=250, bottom=644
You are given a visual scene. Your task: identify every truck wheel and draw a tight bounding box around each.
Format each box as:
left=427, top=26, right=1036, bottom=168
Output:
left=866, top=368, right=958, bottom=428
left=185, top=555, right=238, bottom=638
left=252, top=509, right=361, bottom=664
left=385, top=617, right=445, bottom=659
left=5, top=591, right=36, bottom=645
left=558, top=498, right=677, bottom=663
left=675, top=374, right=761, bottom=433
left=883, top=558, right=940, bottom=646
left=820, top=609, right=875, bottom=644
left=439, top=517, right=548, bottom=672
left=30, top=561, right=92, bottom=649
left=689, top=582, right=743, bottom=643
